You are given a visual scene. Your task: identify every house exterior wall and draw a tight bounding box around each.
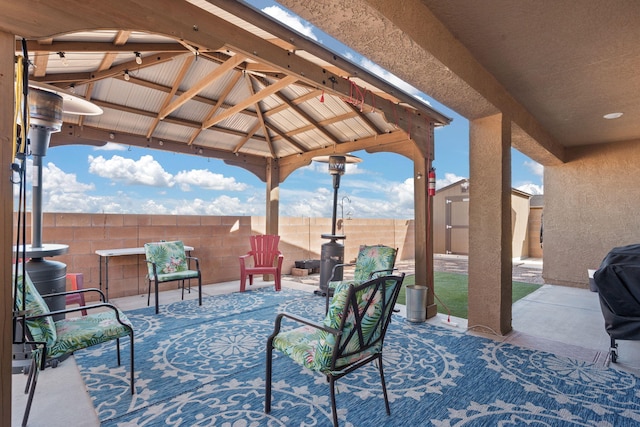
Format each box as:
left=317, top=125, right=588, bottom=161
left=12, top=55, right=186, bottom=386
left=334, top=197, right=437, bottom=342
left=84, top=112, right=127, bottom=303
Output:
left=14, top=213, right=415, bottom=300
left=544, top=139, right=640, bottom=287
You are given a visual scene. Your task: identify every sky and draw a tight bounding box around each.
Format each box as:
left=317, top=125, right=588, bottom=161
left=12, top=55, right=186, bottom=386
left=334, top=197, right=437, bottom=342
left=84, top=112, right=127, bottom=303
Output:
left=15, top=0, right=544, bottom=220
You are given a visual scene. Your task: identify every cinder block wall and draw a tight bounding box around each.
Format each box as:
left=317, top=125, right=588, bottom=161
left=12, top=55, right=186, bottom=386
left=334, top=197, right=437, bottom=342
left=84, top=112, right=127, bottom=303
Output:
left=14, top=213, right=415, bottom=299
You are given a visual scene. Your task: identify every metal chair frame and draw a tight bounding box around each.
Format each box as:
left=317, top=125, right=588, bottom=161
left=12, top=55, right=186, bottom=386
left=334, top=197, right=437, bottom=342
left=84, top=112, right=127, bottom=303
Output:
left=144, top=241, right=202, bottom=314
left=16, top=285, right=134, bottom=427
left=266, top=274, right=405, bottom=427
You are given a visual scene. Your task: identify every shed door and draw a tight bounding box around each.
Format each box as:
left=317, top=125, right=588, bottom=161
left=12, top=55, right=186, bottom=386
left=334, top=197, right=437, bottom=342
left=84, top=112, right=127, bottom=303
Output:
left=445, top=196, right=469, bottom=255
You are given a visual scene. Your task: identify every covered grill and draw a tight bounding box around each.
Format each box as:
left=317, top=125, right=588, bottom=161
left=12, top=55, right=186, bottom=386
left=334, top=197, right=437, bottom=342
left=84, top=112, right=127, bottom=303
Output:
left=593, top=243, right=640, bottom=362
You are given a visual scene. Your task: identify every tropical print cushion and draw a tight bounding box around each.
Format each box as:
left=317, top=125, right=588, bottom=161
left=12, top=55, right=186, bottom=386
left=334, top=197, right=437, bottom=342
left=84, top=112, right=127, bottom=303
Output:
left=144, top=240, right=192, bottom=277
left=325, top=281, right=387, bottom=356
left=49, top=310, right=132, bottom=359
left=327, top=245, right=396, bottom=292
left=352, top=245, right=397, bottom=282
left=13, top=271, right=57, bottom=348
left=13, top=269, right=133, bottom=359
left=156, top=270, right=199, bottom=282
left=272, top=280, right=389, bottom=372
left=272, top=325, right=337, bottom=372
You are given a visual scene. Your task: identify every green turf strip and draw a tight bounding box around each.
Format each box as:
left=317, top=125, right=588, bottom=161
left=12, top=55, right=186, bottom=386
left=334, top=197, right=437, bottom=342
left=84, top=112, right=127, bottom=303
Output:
left=397, top=272, right=541, bottom=319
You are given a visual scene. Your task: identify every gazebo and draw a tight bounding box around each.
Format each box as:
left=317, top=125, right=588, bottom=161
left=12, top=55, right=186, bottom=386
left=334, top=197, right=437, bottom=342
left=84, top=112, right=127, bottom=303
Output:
left=0, top=3, right=451, bottom=419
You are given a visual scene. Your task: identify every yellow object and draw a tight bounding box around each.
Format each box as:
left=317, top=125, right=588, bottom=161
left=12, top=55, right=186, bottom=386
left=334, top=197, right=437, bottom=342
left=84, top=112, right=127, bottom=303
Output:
left=13, top=55, right=29, bottom=162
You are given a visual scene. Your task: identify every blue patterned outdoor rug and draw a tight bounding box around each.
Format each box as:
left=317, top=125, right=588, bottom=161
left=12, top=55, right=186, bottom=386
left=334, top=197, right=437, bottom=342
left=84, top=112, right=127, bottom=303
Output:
left=74, top=287, right=640, bottom=426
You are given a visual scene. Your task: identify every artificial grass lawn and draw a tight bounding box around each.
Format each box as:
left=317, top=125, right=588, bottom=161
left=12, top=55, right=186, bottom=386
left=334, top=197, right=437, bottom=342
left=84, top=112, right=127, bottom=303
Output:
left=397, top=272, right=541, bottom=319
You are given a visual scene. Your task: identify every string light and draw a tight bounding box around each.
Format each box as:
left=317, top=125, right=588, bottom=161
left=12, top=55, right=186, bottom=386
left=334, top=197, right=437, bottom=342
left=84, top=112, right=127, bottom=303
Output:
left=134, top=52, right=142, bottom=65
left=124, top=70, right=130, bottom=81
left=57, top=52, right=68, bottom=66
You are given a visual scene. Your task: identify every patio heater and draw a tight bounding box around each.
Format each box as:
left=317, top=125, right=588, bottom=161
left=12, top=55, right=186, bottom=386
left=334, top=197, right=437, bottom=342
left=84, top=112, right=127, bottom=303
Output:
left=19, top=84, right=102, bottom=314
left=20, top=88, right=69, bottom=319
left=313, top=154, right=361, bottom=296
left=13, top=83, right=102, bottom=370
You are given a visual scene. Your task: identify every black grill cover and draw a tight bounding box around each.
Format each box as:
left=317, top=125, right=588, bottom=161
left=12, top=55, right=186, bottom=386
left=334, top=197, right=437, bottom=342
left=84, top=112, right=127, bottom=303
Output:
left=593, top=244, right=640, bottom=340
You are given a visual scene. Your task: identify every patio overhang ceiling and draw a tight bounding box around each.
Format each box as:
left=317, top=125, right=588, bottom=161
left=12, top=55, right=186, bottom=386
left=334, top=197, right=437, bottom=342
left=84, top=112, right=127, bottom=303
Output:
left=6, top=0, right=451, bottom=181
left=279, top=0, right=640, bottom=168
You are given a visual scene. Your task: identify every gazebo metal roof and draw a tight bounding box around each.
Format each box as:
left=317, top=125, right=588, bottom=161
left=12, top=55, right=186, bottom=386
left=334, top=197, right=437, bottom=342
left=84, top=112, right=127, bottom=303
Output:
left=15, top=0, right=450, bottom=181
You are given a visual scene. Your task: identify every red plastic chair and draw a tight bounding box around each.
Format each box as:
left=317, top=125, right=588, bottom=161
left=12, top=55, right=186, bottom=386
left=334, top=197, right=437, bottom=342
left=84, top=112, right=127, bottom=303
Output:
left=65, top=273, right=87, bottom=316
left=239, top=235, right=283, bottom=292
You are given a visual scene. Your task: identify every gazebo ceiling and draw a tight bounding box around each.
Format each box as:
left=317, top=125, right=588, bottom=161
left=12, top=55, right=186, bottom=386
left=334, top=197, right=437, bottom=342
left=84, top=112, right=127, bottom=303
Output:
left=7, top=0, right=451, bottom=181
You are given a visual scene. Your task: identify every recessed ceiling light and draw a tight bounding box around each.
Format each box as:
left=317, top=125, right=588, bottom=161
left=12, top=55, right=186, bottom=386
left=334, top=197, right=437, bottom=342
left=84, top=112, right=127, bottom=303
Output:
left=603, top=112, right=623, bottom=119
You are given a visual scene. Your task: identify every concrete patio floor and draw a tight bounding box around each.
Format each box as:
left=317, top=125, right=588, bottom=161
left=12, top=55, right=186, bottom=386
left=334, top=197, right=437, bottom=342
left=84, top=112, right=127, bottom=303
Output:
left=12, top=257, right=640, bottom=426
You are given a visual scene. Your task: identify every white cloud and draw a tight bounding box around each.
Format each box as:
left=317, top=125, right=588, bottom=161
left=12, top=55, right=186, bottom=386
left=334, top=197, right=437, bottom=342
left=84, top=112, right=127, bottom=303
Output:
left=524, top=160, right=544, bottom=178
left=204, top=195, right=249, bottom=215
left=281, top=187, right=332, bottom=217
left=139, top=199, right=170, bottom=215
left=436, top=172, right=467, bottom=190
left=172, top=198, right=212, bottom=215
left=170, top=195, right=262, bottom=216
left=262, top=6, right=319, bottom=41
left=345, top=162, right=363, bottom=175
left=93, top=142, right=127, bottom=151
left=279, top=176, right=419, bottom=219
left=388, top=177, right=415, bottom=207
left=516, top=183, right=544, bottom=195
left=174, top=169, right=247, bottom=192
left=13, top=160, right=98, bottom=213
left=88, top=154, right=174, bottom=187
left=43, top=162, right=95, bottom=194
left=46, top=192, right=101, bottom=213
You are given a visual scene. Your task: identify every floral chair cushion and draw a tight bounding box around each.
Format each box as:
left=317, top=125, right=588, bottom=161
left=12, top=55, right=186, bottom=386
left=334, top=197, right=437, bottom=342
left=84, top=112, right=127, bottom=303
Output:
left=13, top=271, right=57, bottom=349
left=328, top=245, right=397, bottom=290
left=272, top=281, right=388, bottom=372
left=14, top=269, right=132, bottom=359
left=49, top=310, right=132, bottom=359
left=144, top=240, right=198, bottom=281
left=352, top=245, right=397, bottom=282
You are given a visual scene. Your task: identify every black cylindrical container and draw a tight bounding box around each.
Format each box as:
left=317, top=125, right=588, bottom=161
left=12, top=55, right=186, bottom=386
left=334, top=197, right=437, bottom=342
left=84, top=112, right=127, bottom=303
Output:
left=319, top=240, right=344, bottom=294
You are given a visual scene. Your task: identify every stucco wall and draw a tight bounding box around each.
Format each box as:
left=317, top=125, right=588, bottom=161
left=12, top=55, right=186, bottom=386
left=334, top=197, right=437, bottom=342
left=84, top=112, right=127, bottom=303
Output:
left=544, top=139, right=640, bottom=287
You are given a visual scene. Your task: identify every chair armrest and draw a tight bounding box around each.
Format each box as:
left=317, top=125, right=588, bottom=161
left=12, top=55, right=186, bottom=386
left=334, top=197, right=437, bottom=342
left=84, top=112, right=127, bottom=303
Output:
left=269, top=312, right=341, bottom=339
left=145, top=260, right=159, bottom=278
left=41, top=288, right=107, bottom=303
left=239, top=253, right=254, bottom=268
left=368, top=267, right=398, bottom=279
left=24, top=302, right=130, bottom=326
left=328, top=262, right=355, bottom=283
left=185, top=256, right=200, bottom=271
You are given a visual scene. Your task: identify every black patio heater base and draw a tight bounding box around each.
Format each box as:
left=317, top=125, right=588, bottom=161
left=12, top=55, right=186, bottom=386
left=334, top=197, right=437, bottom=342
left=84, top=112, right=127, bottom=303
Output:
left=314, top=234, right=345, bottom=297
